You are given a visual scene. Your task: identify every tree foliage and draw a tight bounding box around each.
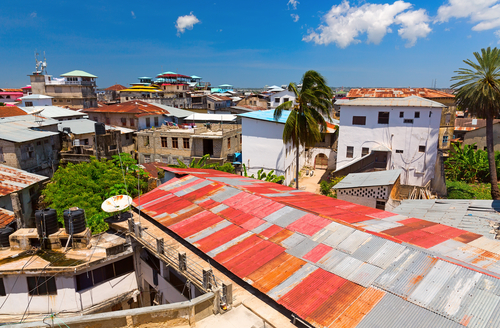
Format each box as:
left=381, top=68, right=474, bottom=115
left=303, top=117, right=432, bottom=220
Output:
left=320, top=175, right=345, bottom=198
left=451, top=47, right=500, bottom=199
left=445, top=143, right=500, bottom=183
left=273, top=70, right=333, bottom=189
left=170, top=154, right=236, bottom=174
left=41, top=154, right=149, bottom=234
left=242, top=164, right=285, bottom=184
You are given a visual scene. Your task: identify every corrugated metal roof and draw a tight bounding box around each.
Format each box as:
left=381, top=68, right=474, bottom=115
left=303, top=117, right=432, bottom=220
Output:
left=0, top=208, right=15, bottom=229
left=347, top=88, right=455, bottom=99
left=0, top=164, right=48, bottom=197
left=184, top=113, right=236, bottom=122
left=19, top=106, right=87, bottom=120
left=340, top=95, right=446, bottom=108
left=134, top=168, right=500, bottom=327
left=334, top=169, right=402, bottom=189
left=60, top=70, right=97, bottom=78
left=0, top=116, right=60, bottom=143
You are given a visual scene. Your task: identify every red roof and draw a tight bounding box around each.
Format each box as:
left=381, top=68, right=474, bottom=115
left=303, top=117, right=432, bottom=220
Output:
left=0, top=106, right=28, bottom=118
left=157, top=73, right=191, bottom=79
left=0, top=88, right=23, bottom=93
left=0, top=165, right=47, bottom=197
left=133, top=168, right=500, bottom=327
left=83, top=100, right=169, bottom=117
left=104, top=84, right=127, bottom=91
left=347, top=88, right=455, bottom=99
left=0, top=208, right=15, bottom=229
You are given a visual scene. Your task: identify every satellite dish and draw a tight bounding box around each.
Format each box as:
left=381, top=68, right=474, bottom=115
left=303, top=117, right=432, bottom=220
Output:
left=28, top=108, right=44, bottom=115
left=101, top=195, right=133, bottom=213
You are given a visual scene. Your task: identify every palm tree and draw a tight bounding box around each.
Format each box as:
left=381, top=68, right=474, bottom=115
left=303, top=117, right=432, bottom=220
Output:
left=274, top=70, right=333, bottom=189
left=451, top=47, right=500, bottom=199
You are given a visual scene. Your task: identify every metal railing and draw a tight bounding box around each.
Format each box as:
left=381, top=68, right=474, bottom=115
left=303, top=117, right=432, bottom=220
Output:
left=127, top=220, right=226, bottom=296
left=46, top=80, right=96, bottom=86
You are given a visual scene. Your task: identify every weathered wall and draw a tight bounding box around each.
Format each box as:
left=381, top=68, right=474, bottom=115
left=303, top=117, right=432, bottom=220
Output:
left=464, top=123, right=500, bottom=152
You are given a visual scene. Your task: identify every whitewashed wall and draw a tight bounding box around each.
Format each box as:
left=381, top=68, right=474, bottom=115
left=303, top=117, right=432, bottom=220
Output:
left=269, top=90, right=297, bottom=109
left=337, top=106, right=441, bottom=186
left=241, top=117, right=305, bottom=186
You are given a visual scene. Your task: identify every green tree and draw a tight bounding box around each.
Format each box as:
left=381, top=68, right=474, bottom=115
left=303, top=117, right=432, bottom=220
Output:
left=445, top=143, right=489, bottom=183
left=274, top=70, right=333, bottom=190
left=451, top=47, right=500, bottom=199
left=41, top=154, right=149, bottom=234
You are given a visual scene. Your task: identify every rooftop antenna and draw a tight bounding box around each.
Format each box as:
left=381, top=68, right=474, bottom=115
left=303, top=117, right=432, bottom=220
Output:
left=28, top=108, right=45, bottom=125
left=42, top=51, right=47, bottom=74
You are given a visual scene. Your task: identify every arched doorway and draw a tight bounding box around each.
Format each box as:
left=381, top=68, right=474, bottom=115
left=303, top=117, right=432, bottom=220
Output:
left=315, top=153, right=328, bottom=169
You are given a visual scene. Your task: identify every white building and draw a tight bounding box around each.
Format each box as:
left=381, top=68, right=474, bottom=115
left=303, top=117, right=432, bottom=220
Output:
left=239, top=110, right=304, bottom=186
left=268, top=90, right=297, bottom=109
left=336, top=96, right=444, bottom=186
left=19, top=94, right=53, bottom=107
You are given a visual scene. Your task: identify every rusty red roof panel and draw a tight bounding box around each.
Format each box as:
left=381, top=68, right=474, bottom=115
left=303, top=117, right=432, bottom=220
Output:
left=0, top=165, right=48, bottom=197
left=169, top=211, right=223, bottom=238
left=195, top=224, right=247, bottom=252
left=83, top=100, right=169, bottom=117
left=286, top=213, right=332, bottom=236
left=303, top=244, right=333, bottom=263
left=278, top=269, right=349, bottom=319
left=104, top=84, right=127, bottom=91
left=0, top=208, right=15, bottom=229
left=347, top=88, right=454, bottom=99
left=422, top=224, right=465, bottom=239
left=214, top=234, right=264, bottom=264
left=0, top=106, right=28, bottom=118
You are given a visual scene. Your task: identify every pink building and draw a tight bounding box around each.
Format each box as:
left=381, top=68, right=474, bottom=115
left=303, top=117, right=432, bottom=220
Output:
left=0, top=88, right=23, bottom=105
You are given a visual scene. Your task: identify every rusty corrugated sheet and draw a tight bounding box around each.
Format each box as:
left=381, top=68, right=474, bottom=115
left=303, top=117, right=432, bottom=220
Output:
left=0, top=165, right=48, bottom=197
left=134, top=169, right=500, bottom=327
left=0, top=208, right=15, bottom=229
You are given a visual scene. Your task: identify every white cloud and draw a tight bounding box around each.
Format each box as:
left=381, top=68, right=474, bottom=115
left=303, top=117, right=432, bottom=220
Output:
left=291, top=14, right=300, bottom=22
left=303, top=1, right=430, bottom=48
left=30, top=12, right=37, bottom=18
left=288, top=0, right=299, bottom=10
left=436, top=0, right=500, bottom=31
left=395, top=9, right=431, bottom=47
left=495, top=29, right=500, bottom=42
left=175, top=13, right=200, bottom=36
left=131, top=11, right=136, bottom=19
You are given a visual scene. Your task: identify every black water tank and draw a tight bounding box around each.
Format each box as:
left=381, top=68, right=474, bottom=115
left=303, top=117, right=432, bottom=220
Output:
left=0, top=226, right=14, bottom=248
left=63, top=208, right=86, bottom=234
left=95, top=122, right=106, bottom=135
left=35, top=208, right=59, bottom=237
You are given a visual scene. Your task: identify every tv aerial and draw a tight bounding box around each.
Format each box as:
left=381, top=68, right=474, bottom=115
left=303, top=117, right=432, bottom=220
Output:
left=101, top=195, right=133, bottom=213
left=34, top=50, right=47, bottom=75
left=28, top=108, right=45, bottom=125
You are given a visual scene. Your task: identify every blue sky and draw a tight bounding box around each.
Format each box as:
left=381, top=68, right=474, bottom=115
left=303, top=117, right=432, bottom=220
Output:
left=1, top=0, right=500, bottom=89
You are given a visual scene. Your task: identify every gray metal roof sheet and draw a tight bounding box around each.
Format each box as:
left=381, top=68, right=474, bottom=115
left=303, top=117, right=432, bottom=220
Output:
left=357, top=292, right=464, bottom=328
left=19, top=106, right=87, bottom=119
left=334, top=169, right=402, bottom=189
left=0, top=116, right=60, bottom=142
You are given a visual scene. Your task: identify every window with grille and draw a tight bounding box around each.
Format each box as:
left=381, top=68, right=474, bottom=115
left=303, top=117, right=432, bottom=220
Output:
left=161, top=137, right=168, bottom=148
left=378, top=112, right=389, bottom=124
left=415, top=111, right=420, bottom=118
left=183, top=138, right=190, bottom=149
left=346, top=146, right=354, bottom=158
left=172, top=138, right=178, bottom=149
left=352, top=116, right=366, bottom=125
left=27, top=276, right=57, bottom=296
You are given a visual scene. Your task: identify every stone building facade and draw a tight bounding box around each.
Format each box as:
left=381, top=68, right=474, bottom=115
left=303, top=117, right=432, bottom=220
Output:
left=137, top=124, right=242, bottom=165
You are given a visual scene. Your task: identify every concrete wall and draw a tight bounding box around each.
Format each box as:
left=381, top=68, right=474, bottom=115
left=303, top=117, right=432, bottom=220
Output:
left=337, top=105, right=441, bottom=186
left=269, top=90, right=297, bottom=109
left=242, top=117, right=304, bottom=186
left=10, top=292, right=216, bottom=328
left=0, top=269, right=138, bottom=315
left=464, top=123, right=500, bottom=152
left=336, top=185, right=391, bottom=208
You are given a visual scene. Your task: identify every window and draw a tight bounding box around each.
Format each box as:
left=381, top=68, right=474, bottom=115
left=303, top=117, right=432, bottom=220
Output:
left=378, top=112, right=390, bottom=124
left=27, top=276, right=57, bottom=296
left=0, top=278, right=5, bottom=296
left=125, top=134, right=130, bottom=140
left=346, top=146, right=354, bottom=158
left=445, top=114, right=451, bottom=124
left=484, top=146, right=488, bottom=151
left=144, top=155, right=151, bottom=163
left=415, top=111, right=420, bottom=118
left=25, top=101, right=33, bottom=107
left=93, top=116, right=98, bottom=122
left=121, top=118, right=127, bottom=126
left=227, top=138, right=231, bottom=149
left=109, top=145, right=117, bottom=151
left=146, top=117, right=151, bottom=128
left=161, top=137, right=168, bottom=148
left=362, top=147, right=369, bottom=156
left=352, top=116, right=366, bottom=125
left=130, top=118, right=135, bottom=127
left=144, top=136, right=149, bottom=146
left=67, top=99, right=71, bottom=103
left=240, top=134, right=242, bottom=145
left=275, top=98, right=280, bottom=103
left=283, top=98, right=289, bottom=103
left=396, top=149, right=404, bottom=154
left=473, top=144, right=477, bottom=150
left=399, top=111, right=404, bottom=118
left=76, top=256, right=134, bottom=292
left=419, top=146, right=426, bottom=152
left=376, top=200, right=386, bottom=210
left=172, top=137, right=178, bottom=149
left=443, top=135, right=449, bottom=145
left=154, top=117, right=159, bottom=127
left=403, top=119, right=413, bottom=124
left=105, top=117, right=110, bottom=125
left=183, top=138, right=190, bottom=149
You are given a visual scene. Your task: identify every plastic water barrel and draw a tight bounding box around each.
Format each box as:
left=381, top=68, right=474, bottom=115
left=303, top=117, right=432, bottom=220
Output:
left=35, top=208, right=59, bottom=237
left=63, top=208, right=86, bottom=234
